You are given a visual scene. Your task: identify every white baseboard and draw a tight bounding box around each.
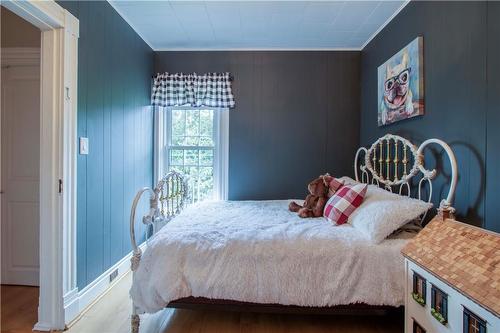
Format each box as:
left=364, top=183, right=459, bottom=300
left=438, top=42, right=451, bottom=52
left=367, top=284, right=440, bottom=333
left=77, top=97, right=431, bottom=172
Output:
left=63, top=288, right=79, bottom=325
left=64, top=244, right=146, bottom=325
left=33, top=321, right=55, bottom=332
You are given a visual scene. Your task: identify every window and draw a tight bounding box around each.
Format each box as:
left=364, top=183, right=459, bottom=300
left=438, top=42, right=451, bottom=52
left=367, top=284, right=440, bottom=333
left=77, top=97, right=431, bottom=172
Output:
left=160, top=107, right=228, bottom=203
left=412, top=272, right=426, bottom=306
left=413, top=319, right=426, bottom=333
left=431, top=285, right=448, bottom=325
left=463, top=308, right=487, bottom=333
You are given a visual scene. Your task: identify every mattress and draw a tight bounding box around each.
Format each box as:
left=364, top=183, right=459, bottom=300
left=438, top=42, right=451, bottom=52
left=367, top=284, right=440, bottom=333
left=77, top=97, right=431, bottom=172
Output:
left=130, top=200, right=414, bottom=314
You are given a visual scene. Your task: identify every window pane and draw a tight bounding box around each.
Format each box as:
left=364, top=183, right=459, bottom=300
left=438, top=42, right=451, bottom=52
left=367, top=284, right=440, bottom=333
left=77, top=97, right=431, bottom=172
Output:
left=167, top=148, right=215, bottom=202
left=200, top=109, right=214, bottom=137
left=171, top=110, right=185, bottom=145
left=171, top=110, right=185, bottom=137
left=185, top=136, right=200, bottom=146
left=170, top=109, right=214, bottom=147
left=184, top=149, right=198, bottom=166
left=198, top=167, right=214, bottom=201
left=199, top=136, right=214, bottom=146
left=200, top=150, right=213, bottom=166
left=186, top=110, right=200, bottom=137
left=169, top=149, right=183, bottom=166
left=167, top=108, right=217, bottom=203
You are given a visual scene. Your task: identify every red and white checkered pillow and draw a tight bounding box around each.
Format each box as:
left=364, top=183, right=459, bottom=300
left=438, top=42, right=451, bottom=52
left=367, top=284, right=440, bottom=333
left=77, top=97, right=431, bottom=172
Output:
left=323, top=183, right=368, bottom=225
left=327, top=177, right=344, bottom=197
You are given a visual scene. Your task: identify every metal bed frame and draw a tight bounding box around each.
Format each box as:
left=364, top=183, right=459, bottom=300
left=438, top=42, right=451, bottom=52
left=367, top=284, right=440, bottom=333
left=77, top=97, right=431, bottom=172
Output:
left=129, top=134, right=458, bottom=333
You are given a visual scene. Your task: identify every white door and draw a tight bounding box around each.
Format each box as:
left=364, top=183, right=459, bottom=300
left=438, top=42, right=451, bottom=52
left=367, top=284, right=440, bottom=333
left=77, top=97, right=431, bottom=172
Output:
left=1, top=59, right=40, bottom=286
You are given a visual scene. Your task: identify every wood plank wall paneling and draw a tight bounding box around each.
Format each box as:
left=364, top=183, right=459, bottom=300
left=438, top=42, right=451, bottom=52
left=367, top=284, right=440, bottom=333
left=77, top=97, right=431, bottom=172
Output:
left=154, top=51, right=361, bottom=200
left=485, top=1, right=500, bottom=232
left=360, top=1, right=500, bottom=232
left=58, top=1, right=154, bottom=288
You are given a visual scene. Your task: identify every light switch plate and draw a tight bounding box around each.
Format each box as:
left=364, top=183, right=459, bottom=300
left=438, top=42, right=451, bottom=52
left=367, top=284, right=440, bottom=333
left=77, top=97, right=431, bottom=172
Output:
left=79, top=137, right=89, bottom=155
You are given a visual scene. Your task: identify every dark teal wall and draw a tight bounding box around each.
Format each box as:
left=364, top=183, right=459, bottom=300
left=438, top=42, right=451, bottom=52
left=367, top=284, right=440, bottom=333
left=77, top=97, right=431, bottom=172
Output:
left=58, top=1, right=154, bottom=288
left=154, top=51, right=361, bottom=200
left=485, top=2, right=500, bottom=232
left=360, top=1, right=499, bottom=232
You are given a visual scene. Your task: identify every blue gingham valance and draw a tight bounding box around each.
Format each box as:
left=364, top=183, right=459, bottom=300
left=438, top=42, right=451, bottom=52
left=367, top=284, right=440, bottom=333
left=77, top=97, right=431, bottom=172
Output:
left=152, top=72, right=235, bottom=108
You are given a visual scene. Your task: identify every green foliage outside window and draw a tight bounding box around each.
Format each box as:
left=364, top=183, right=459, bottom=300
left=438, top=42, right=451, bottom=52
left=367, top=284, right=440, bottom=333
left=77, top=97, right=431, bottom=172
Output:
left=169, top=109, right=216, bottom=202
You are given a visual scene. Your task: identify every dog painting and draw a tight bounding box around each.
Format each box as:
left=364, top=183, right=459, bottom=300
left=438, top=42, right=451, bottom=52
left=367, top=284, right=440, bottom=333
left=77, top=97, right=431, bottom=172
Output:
left=378, top=37, right=424, bottom=126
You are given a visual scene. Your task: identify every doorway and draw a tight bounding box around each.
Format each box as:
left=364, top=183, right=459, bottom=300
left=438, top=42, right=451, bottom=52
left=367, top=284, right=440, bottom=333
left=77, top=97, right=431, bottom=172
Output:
left=0, top=7, right=41, bottom=332
left=1, top=7, right=41, bottom=287
left=0, top=1, right=79, bottom=330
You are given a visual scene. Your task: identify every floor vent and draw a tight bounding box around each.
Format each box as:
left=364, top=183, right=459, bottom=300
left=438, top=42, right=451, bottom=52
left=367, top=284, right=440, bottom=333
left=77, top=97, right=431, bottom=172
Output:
left=109, top=269, right=119, bottom=283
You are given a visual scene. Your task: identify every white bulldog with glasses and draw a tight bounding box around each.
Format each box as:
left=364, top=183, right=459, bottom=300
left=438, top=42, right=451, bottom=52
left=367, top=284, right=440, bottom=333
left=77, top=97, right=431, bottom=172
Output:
left=380, top=50, right=414, bottom=125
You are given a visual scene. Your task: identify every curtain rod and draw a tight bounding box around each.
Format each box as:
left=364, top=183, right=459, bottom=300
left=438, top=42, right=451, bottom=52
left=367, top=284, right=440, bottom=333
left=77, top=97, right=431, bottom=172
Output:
left=152, top=73, right=234, bottom=81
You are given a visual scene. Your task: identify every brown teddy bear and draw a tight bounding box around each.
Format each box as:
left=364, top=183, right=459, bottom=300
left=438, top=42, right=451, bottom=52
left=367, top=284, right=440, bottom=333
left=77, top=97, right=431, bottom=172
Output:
left=288, top=174, right=343, bottom=218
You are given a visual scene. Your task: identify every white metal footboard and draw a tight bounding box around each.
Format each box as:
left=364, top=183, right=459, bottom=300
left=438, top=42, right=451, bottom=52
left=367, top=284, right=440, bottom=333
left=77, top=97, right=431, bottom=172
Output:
left=129, top=171, right=188, bottom=333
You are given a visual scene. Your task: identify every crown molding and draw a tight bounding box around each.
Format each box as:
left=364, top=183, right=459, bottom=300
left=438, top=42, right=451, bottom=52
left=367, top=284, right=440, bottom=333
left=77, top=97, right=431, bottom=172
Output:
left=153, top=47, right=362, bottom=52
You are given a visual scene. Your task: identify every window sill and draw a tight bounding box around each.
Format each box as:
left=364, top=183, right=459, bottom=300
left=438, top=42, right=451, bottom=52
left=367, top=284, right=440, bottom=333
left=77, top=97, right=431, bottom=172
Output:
left=430, top=308, right=447, bottom=325
left=412, top=292, right=426, bottom=306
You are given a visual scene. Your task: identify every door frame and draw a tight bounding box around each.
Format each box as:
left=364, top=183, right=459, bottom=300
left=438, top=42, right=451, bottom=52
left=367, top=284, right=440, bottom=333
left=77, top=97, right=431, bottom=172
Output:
left=1, top=1, right=78, bottom=331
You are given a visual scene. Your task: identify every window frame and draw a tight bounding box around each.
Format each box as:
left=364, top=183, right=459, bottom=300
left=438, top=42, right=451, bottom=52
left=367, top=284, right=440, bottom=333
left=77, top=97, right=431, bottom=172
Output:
left=412, top=319, right=426, bottom=333
left=154, top=106, right=229, bottom=202
left=430, top=284, right=448, bottom=325
left=412, top=271, right=427, bottom=306
left=463, top=307, right=487, bottom=333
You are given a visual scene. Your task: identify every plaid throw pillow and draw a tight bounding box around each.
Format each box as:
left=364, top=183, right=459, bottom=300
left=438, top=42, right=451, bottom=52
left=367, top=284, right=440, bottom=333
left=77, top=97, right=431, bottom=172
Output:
left=327, top=177, right=344, bottom=197
left=324, top=183, right=368, bottom=225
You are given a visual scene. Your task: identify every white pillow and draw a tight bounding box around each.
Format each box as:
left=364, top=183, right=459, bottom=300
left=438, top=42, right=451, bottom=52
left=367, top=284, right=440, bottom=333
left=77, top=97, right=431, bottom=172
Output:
left=348, top=185, right=432, bottom=244
left=337, top=176, right=359, bottom=186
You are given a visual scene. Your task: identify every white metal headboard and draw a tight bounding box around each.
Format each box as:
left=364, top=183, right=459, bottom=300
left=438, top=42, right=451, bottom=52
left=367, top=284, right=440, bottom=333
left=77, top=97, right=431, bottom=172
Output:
left=354, top=134, right=458, bottom=217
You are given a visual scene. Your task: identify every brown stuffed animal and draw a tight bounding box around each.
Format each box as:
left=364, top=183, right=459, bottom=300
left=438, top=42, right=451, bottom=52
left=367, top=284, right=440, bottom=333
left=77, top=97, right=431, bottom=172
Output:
left=289, top=174, right=343, bottom=218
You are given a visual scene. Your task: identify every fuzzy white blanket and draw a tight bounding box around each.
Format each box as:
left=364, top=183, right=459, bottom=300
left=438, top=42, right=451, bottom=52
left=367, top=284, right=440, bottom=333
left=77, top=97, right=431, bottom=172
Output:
left=130, top=200, right=411, bottom=314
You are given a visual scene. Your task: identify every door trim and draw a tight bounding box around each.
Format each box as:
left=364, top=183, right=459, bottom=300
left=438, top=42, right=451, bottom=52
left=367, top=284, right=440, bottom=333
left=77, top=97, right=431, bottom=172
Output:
left=1, top=1, right=78, bottom=331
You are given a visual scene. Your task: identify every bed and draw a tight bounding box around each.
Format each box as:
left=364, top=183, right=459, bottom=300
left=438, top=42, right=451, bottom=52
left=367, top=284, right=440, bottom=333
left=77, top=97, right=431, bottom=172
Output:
left=128, top=134, right=458, bottom=333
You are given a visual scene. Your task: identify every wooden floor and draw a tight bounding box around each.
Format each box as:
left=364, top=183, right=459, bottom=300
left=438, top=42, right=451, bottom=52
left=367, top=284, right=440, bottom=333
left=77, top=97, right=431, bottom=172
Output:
left=1, top=274, right=404, bottom=333
left=1, top=285, right=39, bottom=333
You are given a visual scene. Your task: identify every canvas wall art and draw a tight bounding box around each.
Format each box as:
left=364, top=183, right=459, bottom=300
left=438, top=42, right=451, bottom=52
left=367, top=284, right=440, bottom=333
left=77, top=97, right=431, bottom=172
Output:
left=378, top=37, right=424, bottom=126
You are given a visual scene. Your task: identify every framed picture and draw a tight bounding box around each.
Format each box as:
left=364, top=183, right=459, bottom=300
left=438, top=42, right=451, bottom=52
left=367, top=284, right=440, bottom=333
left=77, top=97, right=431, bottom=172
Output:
left=378, top=37, right=424, bottom=126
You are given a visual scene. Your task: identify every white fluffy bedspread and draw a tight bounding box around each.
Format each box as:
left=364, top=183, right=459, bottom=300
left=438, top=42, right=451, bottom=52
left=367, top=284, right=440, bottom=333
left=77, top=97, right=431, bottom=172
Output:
left=130, top=200, right=410, bottom=314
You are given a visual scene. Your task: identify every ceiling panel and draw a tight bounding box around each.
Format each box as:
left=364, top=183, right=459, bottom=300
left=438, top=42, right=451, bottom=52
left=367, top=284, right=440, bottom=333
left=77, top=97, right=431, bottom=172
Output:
left=109, top=0, right=409, bottom=50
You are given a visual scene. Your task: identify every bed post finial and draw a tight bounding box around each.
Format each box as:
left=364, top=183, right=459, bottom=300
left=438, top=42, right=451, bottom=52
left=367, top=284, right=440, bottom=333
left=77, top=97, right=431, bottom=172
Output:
left=438, top=200, right=455, bottom=220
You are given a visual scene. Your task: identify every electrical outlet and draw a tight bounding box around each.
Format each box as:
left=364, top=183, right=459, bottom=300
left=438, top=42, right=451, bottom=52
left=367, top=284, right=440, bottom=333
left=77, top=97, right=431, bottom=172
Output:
left=109, top=269, right=118, bottom=283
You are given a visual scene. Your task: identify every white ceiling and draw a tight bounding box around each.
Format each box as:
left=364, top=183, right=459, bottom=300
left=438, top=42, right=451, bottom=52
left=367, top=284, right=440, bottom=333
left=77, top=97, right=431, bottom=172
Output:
left=108, top=0, right=409, bottom=50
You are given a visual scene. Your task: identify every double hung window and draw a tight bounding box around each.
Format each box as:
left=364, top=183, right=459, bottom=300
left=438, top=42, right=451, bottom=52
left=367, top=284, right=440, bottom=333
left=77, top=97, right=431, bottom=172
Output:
left=160, top=107, right=228, bottom=203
